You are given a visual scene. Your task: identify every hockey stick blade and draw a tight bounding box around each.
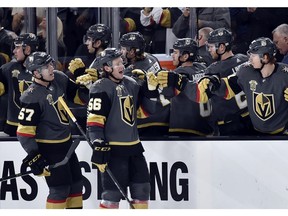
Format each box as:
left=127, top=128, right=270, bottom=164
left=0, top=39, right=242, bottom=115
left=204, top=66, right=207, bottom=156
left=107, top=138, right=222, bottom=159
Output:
left=0, top=139, right=80, bottom=182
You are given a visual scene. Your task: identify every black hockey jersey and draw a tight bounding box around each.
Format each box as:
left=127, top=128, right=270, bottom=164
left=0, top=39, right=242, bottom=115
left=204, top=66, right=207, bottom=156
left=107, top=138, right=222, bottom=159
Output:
left=0, top=61, right=33, bottom=136
left=169, top=63, right=213, bottom=136
left=220, top=62, right=288, bottom=134
left=17, top=71, right=81, bottom=152
left=87, top=75, right=157, bottom=156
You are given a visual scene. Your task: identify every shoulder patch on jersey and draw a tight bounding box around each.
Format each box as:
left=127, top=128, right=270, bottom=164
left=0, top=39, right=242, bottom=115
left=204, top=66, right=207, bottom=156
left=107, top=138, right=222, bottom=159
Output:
left=282, top=66, right=288, bottom=73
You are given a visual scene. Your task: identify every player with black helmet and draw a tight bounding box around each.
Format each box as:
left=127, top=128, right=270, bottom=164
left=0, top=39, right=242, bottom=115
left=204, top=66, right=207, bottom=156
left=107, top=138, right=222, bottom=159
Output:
left=199, top=37, right=288, bottom=135
left=168, top=38, right=213, bottom=136
left=119, top=31, right=169, bottom=136
left=180, top=28, right=255, bottom=135
left=0, top=33, right=40, bottom=136
left=17, top=51, right=87, bottom=208
left=66, top=24, right=112, bottom=134
left=87, top=47, right=159, bottom=209
left=119, top=31, right=161, bottom=76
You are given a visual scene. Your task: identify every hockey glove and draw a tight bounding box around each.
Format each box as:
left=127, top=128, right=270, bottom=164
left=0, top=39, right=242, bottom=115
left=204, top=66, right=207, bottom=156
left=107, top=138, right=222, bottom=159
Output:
left=23, top=152, right=51, bottom=176
left=284, top=88, right=288, bottom=102
left=132, top=69, right=146, bottom=81
left=68, top=58, right=86, bottom=77
left=76, top=74, right=97, bottom=89
left=157, top=70, right=187, bottom=91
left=197, top=75, right=220, bottom=103
left=197, top=78, right=210, bottom=103
left=146, top=71, right=158, bottom=90
left=91, top=139, right=111, bottom=173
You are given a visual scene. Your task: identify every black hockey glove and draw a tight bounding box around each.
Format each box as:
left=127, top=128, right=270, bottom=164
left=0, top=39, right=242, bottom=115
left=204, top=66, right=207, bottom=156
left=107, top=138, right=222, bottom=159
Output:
left=157, top=70, right=187, bottom=91
left=23, top=152, right=50, bottom=176
left=91, top=139, right=111, bottom=173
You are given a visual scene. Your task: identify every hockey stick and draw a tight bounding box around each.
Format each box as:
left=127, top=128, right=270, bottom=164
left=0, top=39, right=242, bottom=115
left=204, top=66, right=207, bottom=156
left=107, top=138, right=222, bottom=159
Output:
left=58, top=97, right=135, bottom=209
left=0, top=138, right=80, bottom=182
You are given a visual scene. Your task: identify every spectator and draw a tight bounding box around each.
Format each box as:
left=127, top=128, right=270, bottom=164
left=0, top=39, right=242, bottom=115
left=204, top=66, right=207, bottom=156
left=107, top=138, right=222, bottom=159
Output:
left=272, top=23, right=288, bottom=64
left=140, top=7, right=182, bottom=53
left=196, top=27, right=214, bottom=66
left=172, top=8, right=231, bottom=39
left=37, top=17, right=67, bottom=70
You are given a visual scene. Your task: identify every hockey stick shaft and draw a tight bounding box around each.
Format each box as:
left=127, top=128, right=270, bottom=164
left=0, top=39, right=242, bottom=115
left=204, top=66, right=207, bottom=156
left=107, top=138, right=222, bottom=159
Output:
left=58, top=97, right=135, bottom=209
left=0, top=139, right=80, bottom=182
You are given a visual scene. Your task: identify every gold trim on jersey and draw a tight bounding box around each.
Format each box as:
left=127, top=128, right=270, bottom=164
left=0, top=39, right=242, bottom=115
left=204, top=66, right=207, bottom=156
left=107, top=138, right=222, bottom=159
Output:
left=217, top=111, right=249, bottom=125
left=137, top=122, right=169, bottom=128
left=255, top=126, right=285, bottom=135
left=36, top=135, right=71, bottom=144
left=109, top=139, right=140, bottom=146
left=6, top=120, right=19, bottom=126
left=17, top=124, right=36, bottom=136
left=223, top=77, right=235, bottom=100
left=169, top=128, right=209, bottom=136
left=0, top=81, right=5, bottom=96
left=137, top=106, right=149, bottom=119
left=87, top=113, right=106, bottom=126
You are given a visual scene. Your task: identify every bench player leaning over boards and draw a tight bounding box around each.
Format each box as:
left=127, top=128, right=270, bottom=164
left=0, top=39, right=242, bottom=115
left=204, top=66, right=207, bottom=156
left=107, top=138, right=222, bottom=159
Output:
left=198, top=37, right=288, bottom=135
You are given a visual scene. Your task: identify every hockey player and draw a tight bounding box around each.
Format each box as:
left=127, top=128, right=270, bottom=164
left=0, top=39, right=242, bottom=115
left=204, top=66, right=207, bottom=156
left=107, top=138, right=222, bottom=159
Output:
left=17, top=51, right=87, bottom=208
left=119, top=31, right=170, bottom=136
left=87, top=48, right=159, bottom=209
left=200, top=37, right=288, bottom=135
left=182, top=28, right=255, bottom=135
left=66, top=24, right=112, bottom=134
left=0, top=33, right=39, bottom=136
left=169, top=38, right=213, bottom=136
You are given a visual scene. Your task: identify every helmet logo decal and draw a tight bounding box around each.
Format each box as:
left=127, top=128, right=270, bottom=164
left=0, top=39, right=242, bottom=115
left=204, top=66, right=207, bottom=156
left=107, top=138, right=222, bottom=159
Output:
left=119, top=95, right=135, bottom=126
left=253, top=92, right=275, bottom=121
left=261, top=40, right=267, bottom=47
left=129, top=35, right=136, bottom=41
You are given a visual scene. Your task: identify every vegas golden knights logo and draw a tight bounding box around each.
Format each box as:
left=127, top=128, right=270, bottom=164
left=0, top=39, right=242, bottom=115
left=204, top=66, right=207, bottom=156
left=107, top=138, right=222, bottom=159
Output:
left=119, top=96, right=135, bottom=126
left=253, top=92, right=275, bottom=121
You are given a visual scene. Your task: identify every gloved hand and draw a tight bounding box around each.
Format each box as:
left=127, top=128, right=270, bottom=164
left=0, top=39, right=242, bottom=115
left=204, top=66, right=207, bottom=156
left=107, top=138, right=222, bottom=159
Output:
left=284, top=88, right=288, bottom=101
left=85, top=68, right=99, bottom=80
left=68, top=58, right=86, bottom=77
left=132, top=69, right=146, bottom=81
left=91, top=139, right=110, bottom=173
left=76, top=74, right=96, bottom=89
left=197, top=78, right=210, bottom=103
left=157, top=70, right=187, bottom=91
left=146, top=71, right=158, bottom=90
left=23, top=152, right=51, bottom=176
